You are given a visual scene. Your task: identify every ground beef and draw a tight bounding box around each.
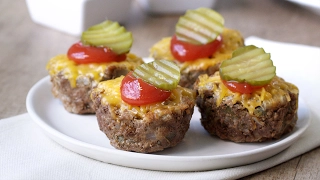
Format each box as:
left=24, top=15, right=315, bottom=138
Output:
left=51, top=73, right=94, bottom=114
left=91, top=88, right=195, bottom=153
left=195, top=89, right=298, bottom=143
left=179, top=63, right=220, bottom=89
left=50, top=63, right=140, bottom=114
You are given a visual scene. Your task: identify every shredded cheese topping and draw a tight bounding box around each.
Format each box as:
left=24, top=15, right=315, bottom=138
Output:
left=149, top=28, right=244, bottom=73
left=46, top=53, right=143, bottom=88
left=92, top=76, right=196, bottom=119
left=196, top=72, right=299, bottom=115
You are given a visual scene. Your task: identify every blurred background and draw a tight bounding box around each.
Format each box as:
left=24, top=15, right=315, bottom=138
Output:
left=1, top=0, right=320, bottom=119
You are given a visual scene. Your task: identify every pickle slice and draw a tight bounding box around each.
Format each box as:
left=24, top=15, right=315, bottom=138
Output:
left=175, top=7, right=224, bottom=45
left=81, top=20, right=133, bottom=54
left=133, top=60, right=180, bottom=90
left=220, top=45, right=276, bottom=86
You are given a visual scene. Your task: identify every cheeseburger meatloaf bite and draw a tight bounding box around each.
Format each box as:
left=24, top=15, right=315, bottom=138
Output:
left=194, top=45, right=299, bottom=142
left=91, top=60, right=196, bottom=153
left=46, top=20, right=143, bottom=114
left=150, top=8, right=244, bottom=88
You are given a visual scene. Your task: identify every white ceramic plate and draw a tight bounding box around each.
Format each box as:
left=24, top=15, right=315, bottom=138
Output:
left=26, top=76, right=310, bottom=171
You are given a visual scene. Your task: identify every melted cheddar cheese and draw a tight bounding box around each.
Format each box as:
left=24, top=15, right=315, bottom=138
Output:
left=149, top=28, right=244, bottom=73
left=196, top=72, right=299, bottom=115
left=46, top=53, right=143, bottom=88
left=92, top=76, right=196, bottom=119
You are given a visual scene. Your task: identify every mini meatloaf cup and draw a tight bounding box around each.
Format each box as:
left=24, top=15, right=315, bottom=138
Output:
left=91, top=76, right=196, bottom=153
left=194, top=72, right=299, bottom=143
left=46, top=53, right=143, bottom=114
left=150, top=28, right=244, bottom=89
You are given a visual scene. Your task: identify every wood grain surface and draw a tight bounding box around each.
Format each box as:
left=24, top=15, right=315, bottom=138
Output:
left=1, top=0, right=319, bottom=179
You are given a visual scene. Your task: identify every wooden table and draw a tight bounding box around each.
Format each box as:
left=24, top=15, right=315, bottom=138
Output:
left=1, top=0, right=319, bottom=179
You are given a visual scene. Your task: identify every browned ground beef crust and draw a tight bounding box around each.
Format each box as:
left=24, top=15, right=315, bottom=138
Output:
left=50, top=63, right=140, bottom=114
left=179, top=63, right=220, bottom=89
left=91, top=91, right=195, bottom=153
left=51, top=73, right=94, bottom=114
left=196, top=90, right=298, bottom=142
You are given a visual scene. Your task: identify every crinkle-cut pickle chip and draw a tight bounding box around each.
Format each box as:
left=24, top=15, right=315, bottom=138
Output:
left=220, top=45, right=276, bottom=86
left=175, top=7, right=224, bottom=45
left=133, top=59, right=180, bottom=91
left=81, top=20, right=133, bottom=55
